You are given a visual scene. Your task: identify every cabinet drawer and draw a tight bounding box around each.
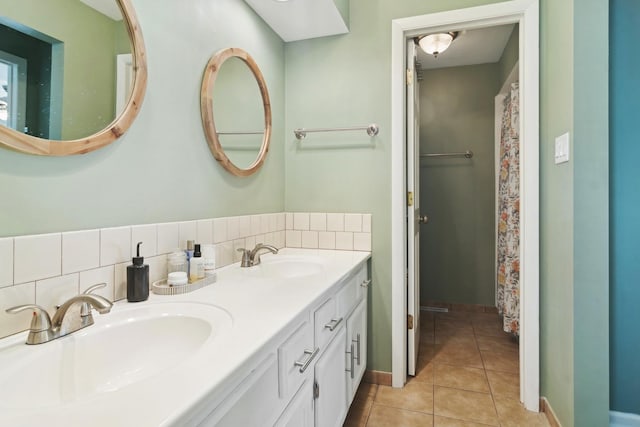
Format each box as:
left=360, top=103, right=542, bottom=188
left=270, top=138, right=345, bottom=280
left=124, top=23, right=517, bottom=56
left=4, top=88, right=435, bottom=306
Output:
left=278, top=320, right=316, bottom=401
left=314, top=297, right=340, bottom=351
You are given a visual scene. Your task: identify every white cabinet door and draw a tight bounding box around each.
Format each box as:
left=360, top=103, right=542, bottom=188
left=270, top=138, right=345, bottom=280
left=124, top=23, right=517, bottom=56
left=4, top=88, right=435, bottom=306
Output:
left=346, top=297, right=368, bottom=403
left=275, top=379, right=314, bottom=427
left=314, top=325, right=347, bottom=427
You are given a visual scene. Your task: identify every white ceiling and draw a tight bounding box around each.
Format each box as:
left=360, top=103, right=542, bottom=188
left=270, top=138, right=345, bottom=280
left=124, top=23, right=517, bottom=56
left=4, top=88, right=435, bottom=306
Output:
left=243, top=0, right=348, bottom=42
left=417, top=24, right=516, bottom=70
left=79, top=0, right=122, bottom=21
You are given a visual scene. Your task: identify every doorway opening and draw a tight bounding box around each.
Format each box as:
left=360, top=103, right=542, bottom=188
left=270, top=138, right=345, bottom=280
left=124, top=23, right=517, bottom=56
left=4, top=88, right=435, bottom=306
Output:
left=390, top=0, right=539, bottom=412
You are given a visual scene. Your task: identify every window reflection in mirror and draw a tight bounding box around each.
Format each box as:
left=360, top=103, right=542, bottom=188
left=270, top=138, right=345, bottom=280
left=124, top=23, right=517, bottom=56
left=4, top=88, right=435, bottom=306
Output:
left=0, top=0, right=132, bottom=141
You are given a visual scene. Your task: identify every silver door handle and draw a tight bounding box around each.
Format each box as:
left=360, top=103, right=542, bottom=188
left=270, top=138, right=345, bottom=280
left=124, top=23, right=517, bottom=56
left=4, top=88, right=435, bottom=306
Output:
left=294, top=348, right=319, bottom=373
left=345, top=343, right=355, bottom=379
left=418, top=215, right=429, bottom=224
left=324, top=317, right=343, bottom=331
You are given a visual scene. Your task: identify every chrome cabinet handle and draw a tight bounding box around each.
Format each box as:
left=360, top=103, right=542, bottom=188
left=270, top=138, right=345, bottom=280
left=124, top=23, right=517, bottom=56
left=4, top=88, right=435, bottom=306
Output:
left=345, top=343, right=355, bottom=379
left=294, top=348, right=319, bottom=373
left=354, top=333, right=361, bottom=365
left=360, top=279, right=371, bottom=288
left=324, top=317, right=343, bottom=332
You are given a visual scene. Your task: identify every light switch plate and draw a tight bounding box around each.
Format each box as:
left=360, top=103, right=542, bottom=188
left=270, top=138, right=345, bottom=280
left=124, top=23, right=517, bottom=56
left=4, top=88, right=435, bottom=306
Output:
left=555, top=132, right=570, bottom=164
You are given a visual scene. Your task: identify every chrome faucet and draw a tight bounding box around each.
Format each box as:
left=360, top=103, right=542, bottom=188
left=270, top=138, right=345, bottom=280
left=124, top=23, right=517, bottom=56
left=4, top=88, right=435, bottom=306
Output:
left=237, top=243, right=279, bottom=267
left=6, top=283, right=113, bottom=345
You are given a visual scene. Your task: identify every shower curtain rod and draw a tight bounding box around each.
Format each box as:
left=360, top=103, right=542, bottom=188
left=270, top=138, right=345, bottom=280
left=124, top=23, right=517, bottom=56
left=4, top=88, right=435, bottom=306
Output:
left=420, top=150, right=474, bottom=159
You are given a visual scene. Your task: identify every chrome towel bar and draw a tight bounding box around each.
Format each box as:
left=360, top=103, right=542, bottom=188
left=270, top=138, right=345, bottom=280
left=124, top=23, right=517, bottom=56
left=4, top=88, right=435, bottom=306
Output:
left=421, top=150, right=474, bottom=159
left=294, top=124, right=379, bottom=140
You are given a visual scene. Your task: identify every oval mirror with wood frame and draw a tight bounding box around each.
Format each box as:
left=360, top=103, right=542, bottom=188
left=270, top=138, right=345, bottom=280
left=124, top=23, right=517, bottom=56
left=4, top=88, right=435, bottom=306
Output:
left=0, top=0, right=147, bottom=156
left=200, top=47, right=272, bottom=177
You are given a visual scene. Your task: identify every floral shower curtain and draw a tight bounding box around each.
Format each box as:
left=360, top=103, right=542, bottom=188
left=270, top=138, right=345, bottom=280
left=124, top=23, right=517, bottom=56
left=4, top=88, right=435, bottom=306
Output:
left=497, top=82, right=520, bottom=336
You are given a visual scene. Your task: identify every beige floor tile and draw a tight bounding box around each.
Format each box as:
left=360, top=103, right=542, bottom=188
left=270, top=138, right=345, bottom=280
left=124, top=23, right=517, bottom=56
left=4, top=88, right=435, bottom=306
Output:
left=436, top=319, right=474, bottom=334
left=473, top=323, right=506, bottom=337
left=433, top=343, right=484, bottom=369
left=436, top=312, right=472, bottom=321
left=475, top=335, right=518, bottom=354
left=434, top=386, right=499, bottom=426
left=413, top=357, right=435, bottom=384
left=434, top=364, right=490, bottom=393
left=355, top=382, right=379, bottom=400
left=367, top=404, right=434, bottom=427
left=481, top=350, right=519, bottom=373
left=434, top=415, right=496, bottom=426
left=436, top=329, right=478, bottom=346
left=493, top=396, right=550, bottom=427
left=344, top=396, right=374, bottom=427
left=375, top=379, right=434, bottom=414
left=485, top=369, right=519, bottom=398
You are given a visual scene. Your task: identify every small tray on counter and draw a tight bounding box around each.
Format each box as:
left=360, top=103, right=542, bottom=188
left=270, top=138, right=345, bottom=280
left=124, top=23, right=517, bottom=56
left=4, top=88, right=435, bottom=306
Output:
left=151, top=274, right=217, bottom=296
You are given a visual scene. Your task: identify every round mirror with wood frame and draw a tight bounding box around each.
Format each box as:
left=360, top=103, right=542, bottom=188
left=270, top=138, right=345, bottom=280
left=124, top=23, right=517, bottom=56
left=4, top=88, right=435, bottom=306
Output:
left=0, top=0, right=147, bottom=156
left=200, top=48, right=272, bottom=177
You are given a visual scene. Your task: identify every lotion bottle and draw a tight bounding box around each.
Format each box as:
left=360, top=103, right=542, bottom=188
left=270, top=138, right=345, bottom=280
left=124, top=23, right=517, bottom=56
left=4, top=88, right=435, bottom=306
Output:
left=189, top=243, right=205, bottom=282
left=127, top=241, right=149, bottom=302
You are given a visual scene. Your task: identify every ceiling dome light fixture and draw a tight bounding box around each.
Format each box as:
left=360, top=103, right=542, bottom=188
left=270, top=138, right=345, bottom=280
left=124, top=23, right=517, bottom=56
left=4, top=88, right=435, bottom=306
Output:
left=417, top=32, right=459, bottom=58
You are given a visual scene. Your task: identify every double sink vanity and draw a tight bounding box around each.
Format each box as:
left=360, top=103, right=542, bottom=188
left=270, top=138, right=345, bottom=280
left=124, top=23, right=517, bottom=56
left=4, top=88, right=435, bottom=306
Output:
left=0, top=248, right=371, bottom=426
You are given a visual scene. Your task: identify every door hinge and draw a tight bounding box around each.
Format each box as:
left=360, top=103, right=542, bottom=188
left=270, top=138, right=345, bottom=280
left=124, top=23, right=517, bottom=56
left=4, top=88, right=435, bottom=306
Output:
left=313, top=381, right=320, bottom=399
left=407, top=314, right=414, bottom=330
left=406, top=68, right=413, bottom=86
left=407, top=191, right=414, bottom=207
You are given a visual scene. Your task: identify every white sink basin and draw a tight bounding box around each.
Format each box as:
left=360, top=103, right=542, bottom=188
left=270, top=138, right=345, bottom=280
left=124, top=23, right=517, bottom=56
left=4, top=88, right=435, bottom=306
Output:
left=257, top=255, right=325, bottom=278
left=0, top=302, right=232, bottom=409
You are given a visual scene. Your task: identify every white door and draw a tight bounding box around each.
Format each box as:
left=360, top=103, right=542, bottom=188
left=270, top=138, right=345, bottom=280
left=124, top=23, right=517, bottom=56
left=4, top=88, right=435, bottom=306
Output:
left=406, top=39, right=421, bottom=376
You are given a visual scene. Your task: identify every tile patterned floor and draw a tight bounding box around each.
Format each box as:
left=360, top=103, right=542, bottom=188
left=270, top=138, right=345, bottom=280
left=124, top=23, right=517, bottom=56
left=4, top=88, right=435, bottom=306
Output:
left=344, top=311, right=549, bottom=427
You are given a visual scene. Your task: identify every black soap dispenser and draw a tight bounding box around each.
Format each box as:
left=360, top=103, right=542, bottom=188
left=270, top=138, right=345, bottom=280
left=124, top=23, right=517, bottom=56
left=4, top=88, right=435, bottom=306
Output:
left=127, top=241, right=149, bottom=302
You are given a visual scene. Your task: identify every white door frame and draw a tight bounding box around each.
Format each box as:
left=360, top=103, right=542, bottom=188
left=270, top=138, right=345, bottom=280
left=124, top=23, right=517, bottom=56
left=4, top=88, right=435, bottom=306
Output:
left=390, top=0, right=540, bottom=411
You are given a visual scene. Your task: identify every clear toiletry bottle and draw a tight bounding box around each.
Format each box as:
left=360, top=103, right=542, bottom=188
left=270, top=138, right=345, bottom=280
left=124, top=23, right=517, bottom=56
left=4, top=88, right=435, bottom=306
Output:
left=167, top=249, right=188, bottom=274
left=185, top=240, right=195, bottom=277
left=190, top=243, right=205, bottom=283
left=202, top=244, right=216, bottom=278
left=127, top=241, right=149, bottom=302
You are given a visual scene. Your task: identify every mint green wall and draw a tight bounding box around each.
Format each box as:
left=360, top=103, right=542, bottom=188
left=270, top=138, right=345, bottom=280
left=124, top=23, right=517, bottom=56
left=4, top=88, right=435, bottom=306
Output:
left=539, top=0, right=609, bottom=426
left=572, top=0, right=609, bottom=425
left=0, top=0, right=124, bottom=139
left=498, top=24, right=519, bottom=85
left=0, top=0, right=285, bottom=237
left=419, top=63, right=499, bottom=307
left=539, top=1, right=575, bottom=425
left=284, top=0, right=505, bottom=374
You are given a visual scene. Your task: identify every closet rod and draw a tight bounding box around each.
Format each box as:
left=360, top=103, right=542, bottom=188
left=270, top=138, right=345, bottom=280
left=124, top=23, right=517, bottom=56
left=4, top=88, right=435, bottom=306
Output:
left=294, top=123, right=379, bottom=140
left=420, top=150, right=474, bottom=159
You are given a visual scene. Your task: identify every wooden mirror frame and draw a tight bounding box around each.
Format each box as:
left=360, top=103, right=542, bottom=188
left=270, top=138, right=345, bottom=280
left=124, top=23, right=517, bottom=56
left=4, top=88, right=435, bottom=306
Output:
left=0, top=0, right=147, bottom=156
left=200, top=48, right=272, bottom=177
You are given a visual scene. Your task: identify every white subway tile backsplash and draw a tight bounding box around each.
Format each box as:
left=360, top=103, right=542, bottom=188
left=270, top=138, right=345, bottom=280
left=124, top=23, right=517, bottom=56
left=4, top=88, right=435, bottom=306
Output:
left=301, top=231, right=319, bottom=249
left=131, top=224, right=158, bottom=258
left=212, top=218, right=228, bottom=243
left=15, top=233, right=61, bottom=284
left=362, top=214, right=372, bottom=233
left=309, top=213, right=327, bottom=231
left=196, top=220, right=214, bottom=245
left=285, top=212, right=293, bottom=230
left=275, top=231, right=286, bottom=249
left=327, top=213, right=345, bottom=232
left=0, top=238, right=14, bottom=288
left=286, top=230, right=302, bottom=248
left=100, top=227, right=131, bottom=266
left=157, top=222, right=180, bottom=254
left=216, top=242, right=234, bottom=268
left=277, top=213, right=286, bottom=231
left=354, top=233, right=372, bottom=251
left=335, top=232, right=354, bottom=250
left=344, top=214, right=362, bottom=232
left=318, top=232, right=336, bottom=250
left=62, top=230, right=100, bottom=275
left=36, top=274, right=79, bottom=315
left=293, top=213, right=310, bottom=231
left=245, top=236, right=256, bottom=251
left=80, top=266, right=115, bottom=302
left=250, top=215, right=261, bottom=236
left=227, top=217, right=240, bottom=240
left=147, top=255, right=168, bottom=284
left=0, top=282, right=35, bottom=337
left=239, top=216, right=251, bottom=238
left=260, top=215, right=270, bottom=234
left=114, top=262, right=127, bottom=301
left=267, top=214, right=277, bottom=233
left=178, top=221, right=197, bottom=248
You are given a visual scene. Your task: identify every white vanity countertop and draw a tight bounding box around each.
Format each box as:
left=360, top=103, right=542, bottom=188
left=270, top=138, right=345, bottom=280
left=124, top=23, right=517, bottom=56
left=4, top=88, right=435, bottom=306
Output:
left=0, top=248, right=370, bottom=427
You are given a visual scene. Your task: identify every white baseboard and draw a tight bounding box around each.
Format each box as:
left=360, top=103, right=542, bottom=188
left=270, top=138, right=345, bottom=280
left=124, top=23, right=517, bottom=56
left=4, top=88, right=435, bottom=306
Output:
left=611, top=411, right=640, bottom=427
